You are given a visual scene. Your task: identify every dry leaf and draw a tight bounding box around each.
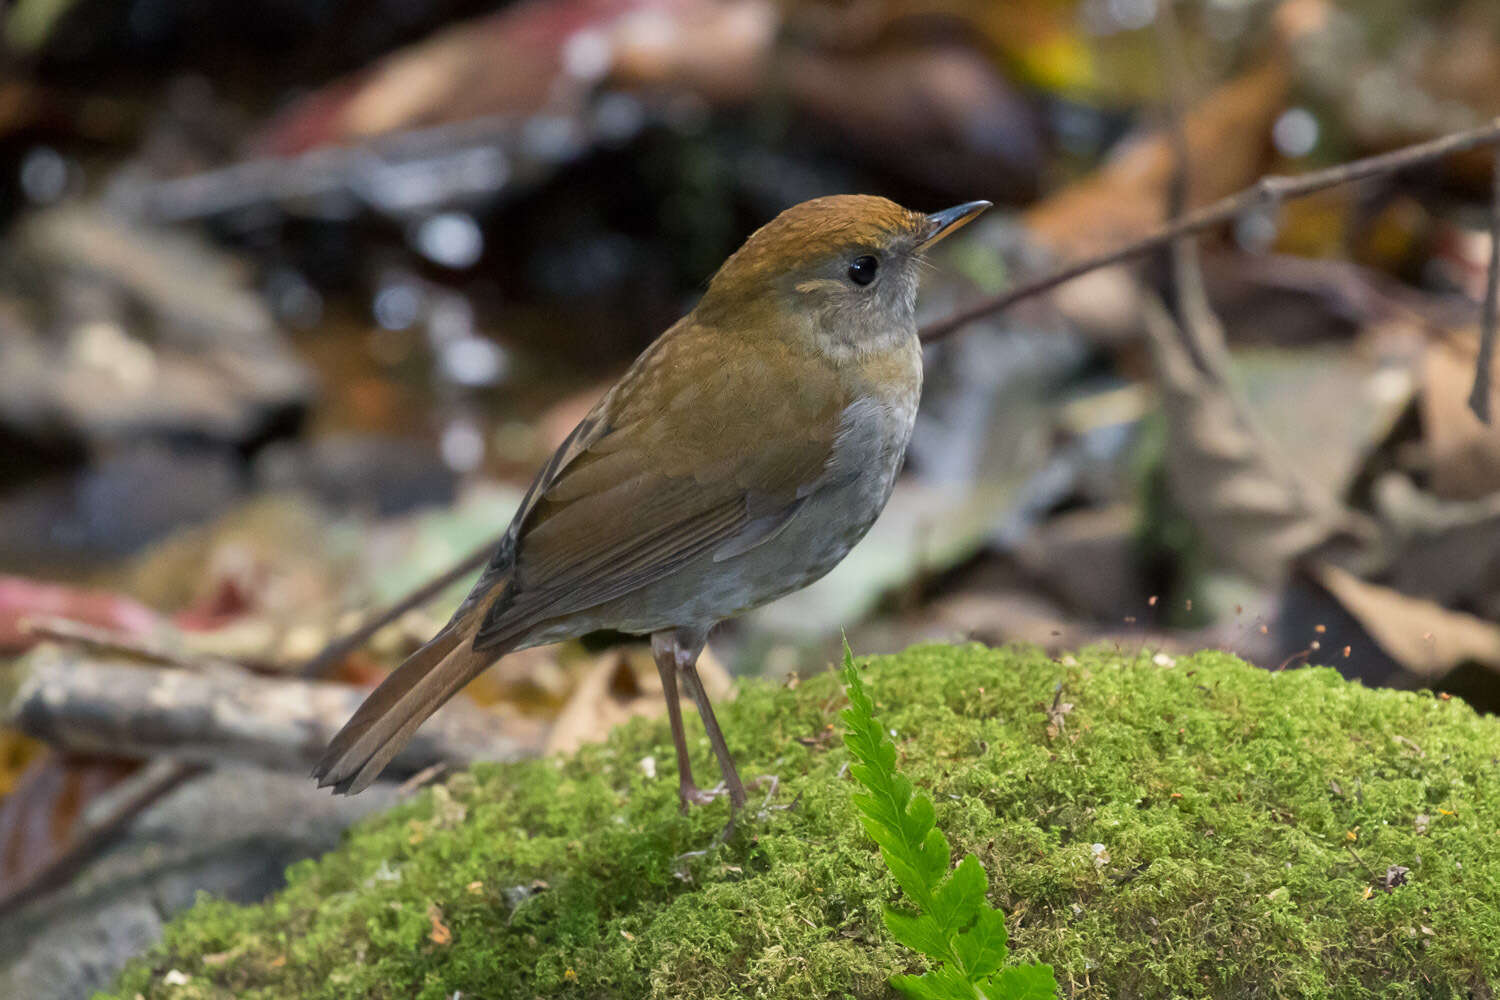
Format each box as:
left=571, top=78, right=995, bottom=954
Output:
left=1142, top=287, right=1343, bottom=586
left=1310, top=561, right=1500, bottom=680
left=0, top=754, right=139, bottom=895
left=260, top=0, right=648, bottom=153
left=0, top=575, right=164, bottom=653
left=1371, top=474, right=1500, bottom=618
left=427, top=902, right=452, bottom=946
left=1024, top=59, right=1290, bottom=259
left=260, top=0, right=782, bottom=155
left=1419, top=333, right=1500, bottom=500
left=544, top=645, right=730, bottom=755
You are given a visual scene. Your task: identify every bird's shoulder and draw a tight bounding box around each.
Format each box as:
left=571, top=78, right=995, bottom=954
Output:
left=564, top=318, right=854, bottom=490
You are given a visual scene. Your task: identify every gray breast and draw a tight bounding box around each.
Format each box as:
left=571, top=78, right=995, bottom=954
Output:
left=702, top=385, right=920, bottom=615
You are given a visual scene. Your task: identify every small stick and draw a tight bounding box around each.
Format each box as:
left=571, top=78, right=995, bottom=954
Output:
left=919, top=116, right=1500, bottom=344
left=20, top=615, right=243, bottom=674
left=395, top=762, right=449, bottom=797
left=1344, top=842, right=1379, bottom=881
left=0, top=760, right=205, bottom=916
left=1467, top=145, right=1500, bottom=422
left=297, top=537, right=500, bottom=678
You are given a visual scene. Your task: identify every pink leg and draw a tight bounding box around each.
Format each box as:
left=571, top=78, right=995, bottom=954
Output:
left=650, top=628, right=746, bottom=814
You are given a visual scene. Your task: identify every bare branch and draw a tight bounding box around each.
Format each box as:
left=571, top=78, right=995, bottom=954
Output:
left=0, top=760, right=205, bottom=916
left=1468, top=146, right=1500, bottom=423
left=919, top=116, right=1500, bottom=344
left=19, top=615, right=245, bottom=674
left=4, top=643, right=545, bottom=775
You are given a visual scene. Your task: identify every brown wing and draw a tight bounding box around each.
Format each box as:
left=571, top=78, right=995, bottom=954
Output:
left=473, top=325, right=847, bottom=650
left=313, top=322, right=845, bottom=794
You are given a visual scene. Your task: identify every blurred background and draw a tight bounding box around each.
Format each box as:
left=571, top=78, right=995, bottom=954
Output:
left=3, top=0, right=1500, bottom=993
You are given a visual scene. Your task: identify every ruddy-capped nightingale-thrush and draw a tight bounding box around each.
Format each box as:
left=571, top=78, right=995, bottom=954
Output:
left=314, top=194, right=990, bottom=815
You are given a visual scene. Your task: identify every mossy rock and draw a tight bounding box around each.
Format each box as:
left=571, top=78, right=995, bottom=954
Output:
left=103, top=645, right=1500, bottom=999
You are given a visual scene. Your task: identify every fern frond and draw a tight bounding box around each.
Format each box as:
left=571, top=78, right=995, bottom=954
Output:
left=840, top=641, right=1058, bottom=1000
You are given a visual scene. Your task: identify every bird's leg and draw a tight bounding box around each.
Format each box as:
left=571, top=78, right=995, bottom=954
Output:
left=651, top=630, right=717, bottom=813
left=676, top=647, right=748, bottom=812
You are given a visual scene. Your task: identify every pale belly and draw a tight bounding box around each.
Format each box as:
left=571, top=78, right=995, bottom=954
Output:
left=521, top=376, right=919, bottom=643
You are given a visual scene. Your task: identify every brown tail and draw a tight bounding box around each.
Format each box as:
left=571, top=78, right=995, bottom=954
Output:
left=312, top=616, right=508, bottom=795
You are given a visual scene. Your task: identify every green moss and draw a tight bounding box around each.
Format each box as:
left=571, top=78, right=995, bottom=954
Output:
left=102, top=646, right=1500, bottom=999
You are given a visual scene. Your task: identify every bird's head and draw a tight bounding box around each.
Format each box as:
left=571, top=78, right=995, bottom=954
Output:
left=693, top=194, right=990, bottom=359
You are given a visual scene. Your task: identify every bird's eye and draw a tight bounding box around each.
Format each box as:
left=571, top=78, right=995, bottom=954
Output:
left=847, top=255, right=879, bottom=286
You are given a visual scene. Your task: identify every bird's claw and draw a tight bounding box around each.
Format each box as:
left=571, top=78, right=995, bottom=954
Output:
left=677, top=781, right=728, bottom=814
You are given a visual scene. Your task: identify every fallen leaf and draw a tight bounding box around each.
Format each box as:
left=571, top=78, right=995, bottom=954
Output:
left=1419, top=333, right=1500, bottom=500
left=259, top=0, right=656, bottom=154
left=1024, top=60, right=1290, bottom=260
left=1310, top=561, right=1500, bottom=680
left=428, top=902, right=452, bottom=946
left=544, top=645, right=731, bottom=755
left=1142, top=287, right=1345, bottom=586
left=0, top=576, right=164, bottom=653
left=0, top=753, right=140, bottom=895
left=1369, top=474, right=1500, bottom=619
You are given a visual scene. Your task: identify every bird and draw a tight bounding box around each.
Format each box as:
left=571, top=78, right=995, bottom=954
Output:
left=313, top=194, right=991, bottom=816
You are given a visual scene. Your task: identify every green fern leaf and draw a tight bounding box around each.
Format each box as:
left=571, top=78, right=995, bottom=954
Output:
left=892, top=963, right=973, bottom=1000
left=883, top=908, right=951, bottom=958
left=840, top=641, right=1060, bottom=1000
left=931, top=854, right=987, bottom=932
left=953, top=909, right=1010, bottom=980
left=984, top=964, right=1059, bottom=1000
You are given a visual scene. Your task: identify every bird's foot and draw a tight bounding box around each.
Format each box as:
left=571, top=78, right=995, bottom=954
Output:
left=668, top=786, right=739, bottom=858
left=674, top=780, right=748, bottom=844
left=677, top=780, right=728, bottom=814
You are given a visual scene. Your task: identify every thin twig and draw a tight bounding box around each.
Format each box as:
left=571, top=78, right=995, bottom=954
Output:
left=919, top=116, right=1500, bottom=344
left=297, top=537, right=500, bottom=679
left=1344, top=841, right=1379, bottom=880
left=20, top=616, right=244, bottom=674
left=395, top=762, right=449, bottom=797
left=1467, top=146, right=1500, bottom=422
left=0, top=760, right=206, bottom=916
